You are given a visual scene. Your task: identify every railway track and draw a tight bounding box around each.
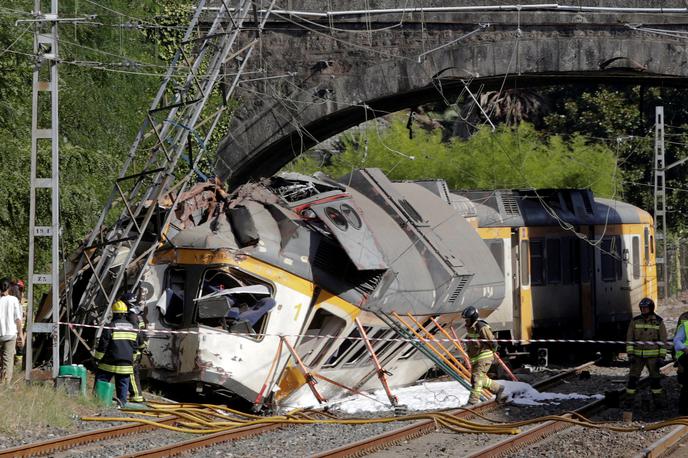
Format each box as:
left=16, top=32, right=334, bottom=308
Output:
left=462, top=362, right=675, bottom=458
left=0, top=360, right=597, bottom=458
left=311, top=360, right=599, bottom=458
left=0, top=417, right=178, bottom=458
left=635, top=425, right=688, bottom=458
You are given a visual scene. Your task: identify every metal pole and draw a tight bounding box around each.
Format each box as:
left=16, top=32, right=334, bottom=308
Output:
left=26, top=0, right=61, bottom=381
left=654, top=106, right=668, bottom=300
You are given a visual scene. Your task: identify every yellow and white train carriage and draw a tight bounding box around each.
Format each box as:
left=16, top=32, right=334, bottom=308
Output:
left=128, top=169, right=504, bottom=409
left=453, top=189, right=658, bottom=347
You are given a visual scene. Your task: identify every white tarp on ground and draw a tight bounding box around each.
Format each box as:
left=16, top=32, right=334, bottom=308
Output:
left=285, top=379, right=603, bottom=413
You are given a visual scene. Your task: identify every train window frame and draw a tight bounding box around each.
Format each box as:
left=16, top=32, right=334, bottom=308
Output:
left=644, top=228, right=650, bottom=264
left=340, top=204, right=362, bottom=230
left=194, top=266, right=275, bottom=341
left=486, top=239, right=505, bottom=274
left=600, top=236, right=622, bottom=282
left=520, top=240, right=530, bottom=287
left=632, top=236, right=641, bottom=279
left=546, top=239, right=562, bottom=284
left=371, top=329, right=398, bottom=357
left=159, top=267, right=187, bottom=328
left=561, top=238, right=578, bottom=285
left=398, top=344, right=418, bottom=360
left=580, top=242, right=592, bottom=282
left=325, top=206, right=348, bottom=231
left=614, top=236, right=623, bottom=280
left=530, top=239, right=544, bottom=286
left=343, top=328, right=387, bottom=366
left=303, top=308, right=347, bottom=367
left=323, top=327, right=362, bottom=368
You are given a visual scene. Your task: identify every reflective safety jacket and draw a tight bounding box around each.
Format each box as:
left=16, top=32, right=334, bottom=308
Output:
left=465, top=320, right=498, bottom=364
left=677, top=311, right=688, bottom=333
left=93, top=316, right=144, bottom=374
left=127, top=312, right=148, bottom=359
left=626, top=313, right=668, bottom=359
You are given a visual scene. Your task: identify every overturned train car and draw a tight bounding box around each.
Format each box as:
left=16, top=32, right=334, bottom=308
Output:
left=80, top=168, right=504, bottom=408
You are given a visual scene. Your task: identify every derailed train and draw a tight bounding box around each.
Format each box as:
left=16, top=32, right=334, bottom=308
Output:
left=52, top=169, right=656, bottom=409
left=59, top=168, right=505, bottom=408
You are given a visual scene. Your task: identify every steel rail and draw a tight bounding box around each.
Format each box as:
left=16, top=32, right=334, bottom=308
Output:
left=635, top=425, right=688, bottom=458
left=1, top=361, right=598, bottom=458
left=467, top=362, right=676, bottom=458
left=0, top=417, right=176, bottom=458
left=118, top=422, right=285, bottom=458
left=310, top=360, right=598, bottom=458
left=466, top=398, right=605, bottom=457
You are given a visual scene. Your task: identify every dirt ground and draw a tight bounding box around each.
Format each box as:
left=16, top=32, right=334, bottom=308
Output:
left=657, top=291, right=688, bottom=332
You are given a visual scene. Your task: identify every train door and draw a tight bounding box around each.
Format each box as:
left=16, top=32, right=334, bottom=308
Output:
left=515, top=228, right=533, bottom=342
left=511, top=231, right=521, bottom=339
left=579, top=226, right=595, bottom=338
left=594, top=228, right=624, bottom=337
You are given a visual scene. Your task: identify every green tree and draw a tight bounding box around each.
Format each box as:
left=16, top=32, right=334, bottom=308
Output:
left=0, top=0, right=194, bottom=278
left=288, top=117, right=620, bottom=197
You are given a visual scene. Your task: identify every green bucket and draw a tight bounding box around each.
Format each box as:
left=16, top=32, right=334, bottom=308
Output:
left=59, top=364, right=87, bottom=396
left=94, top=380, right=115, bottom=407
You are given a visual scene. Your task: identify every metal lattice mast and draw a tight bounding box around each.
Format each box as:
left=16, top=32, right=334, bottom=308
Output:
left=26, top=0, right=61, bottom=379
left=654, top=106, right=668, bottom=299
left=63, top=0, right=276, bottom=353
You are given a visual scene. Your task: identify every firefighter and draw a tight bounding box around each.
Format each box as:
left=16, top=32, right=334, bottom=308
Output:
left=122, top=292, right=148, bottom=403
left=624, top=297, right=667, bottom=417
left=93, top=298, right=143, bottom=407
left=462, top=306, right=505, bottom=405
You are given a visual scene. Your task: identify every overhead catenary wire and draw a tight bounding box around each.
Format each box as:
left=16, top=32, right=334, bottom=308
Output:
left=4, top=3, right=665, bottom=270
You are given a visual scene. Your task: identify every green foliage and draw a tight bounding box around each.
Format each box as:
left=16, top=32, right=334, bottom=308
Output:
left=543, top=85, right=688, bottom=235
left=289, top=118, right=621, bottom=197
left=144, top=1, right=194, bottom=61
left=0, top=0, right=192, bottom=278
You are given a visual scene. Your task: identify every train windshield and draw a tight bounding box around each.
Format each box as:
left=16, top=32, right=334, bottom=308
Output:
left=194, top=268, right=274, bottom=335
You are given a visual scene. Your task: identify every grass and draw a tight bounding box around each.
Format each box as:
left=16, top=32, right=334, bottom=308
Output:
left=0, top=368, right=106, bottom=437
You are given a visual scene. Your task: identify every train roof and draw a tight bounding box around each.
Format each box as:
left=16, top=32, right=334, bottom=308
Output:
left=169, top=170, right=505, bottom=315
left=452, top=189, right=652, bottom=228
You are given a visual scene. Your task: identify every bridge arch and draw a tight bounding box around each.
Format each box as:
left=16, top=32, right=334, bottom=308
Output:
left=214, top=2, right=688, bottom=185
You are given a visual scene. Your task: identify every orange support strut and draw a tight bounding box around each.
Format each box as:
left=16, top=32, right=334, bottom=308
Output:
left=355, top=318, right=398, bottom=407
left=280, top=336, right=327, bottom=404
left=406, top=313, right=471, bottom=380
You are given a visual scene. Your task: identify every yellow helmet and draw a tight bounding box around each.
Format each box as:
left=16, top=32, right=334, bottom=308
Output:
left=112, top=300, right=128, bottom=314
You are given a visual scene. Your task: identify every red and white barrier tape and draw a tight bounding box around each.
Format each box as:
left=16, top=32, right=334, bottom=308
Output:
left=59, top=321, right=676, bottom=347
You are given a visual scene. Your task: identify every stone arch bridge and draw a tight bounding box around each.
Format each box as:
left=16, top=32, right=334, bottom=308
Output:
left=211, top=0, right=688, bottom=185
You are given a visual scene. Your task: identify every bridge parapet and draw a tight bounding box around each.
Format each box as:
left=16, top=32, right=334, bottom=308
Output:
left=206, top=1, right=688, bottom=185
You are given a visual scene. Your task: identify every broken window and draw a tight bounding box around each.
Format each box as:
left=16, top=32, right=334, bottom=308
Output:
left=194, top=268, right=274, bottom=336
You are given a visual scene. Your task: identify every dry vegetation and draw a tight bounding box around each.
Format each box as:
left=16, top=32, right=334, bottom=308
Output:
left=0, top=370, right=105, bottom=437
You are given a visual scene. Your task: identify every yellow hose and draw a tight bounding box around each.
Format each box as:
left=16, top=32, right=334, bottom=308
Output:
left=84, top=401, right=688, bottom=436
